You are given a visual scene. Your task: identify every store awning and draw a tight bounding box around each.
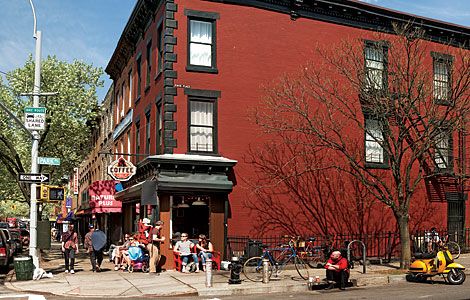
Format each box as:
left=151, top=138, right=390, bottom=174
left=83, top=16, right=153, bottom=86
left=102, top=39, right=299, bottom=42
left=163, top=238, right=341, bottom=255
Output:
left=157, top=172, right=233, bottom=192
left=114, top=172, right=233, bottom=203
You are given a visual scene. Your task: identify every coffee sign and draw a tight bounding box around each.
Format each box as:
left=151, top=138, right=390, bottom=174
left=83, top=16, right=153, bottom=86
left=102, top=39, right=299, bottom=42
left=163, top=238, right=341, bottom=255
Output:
left=107, top=156, right=136, bottom=181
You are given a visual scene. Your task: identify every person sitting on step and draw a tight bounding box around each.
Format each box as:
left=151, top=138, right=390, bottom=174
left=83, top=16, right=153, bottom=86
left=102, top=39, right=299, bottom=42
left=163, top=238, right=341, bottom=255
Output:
left=173, top=233, right=199, bottom=273
left=324, top=250, right=350, bottom=290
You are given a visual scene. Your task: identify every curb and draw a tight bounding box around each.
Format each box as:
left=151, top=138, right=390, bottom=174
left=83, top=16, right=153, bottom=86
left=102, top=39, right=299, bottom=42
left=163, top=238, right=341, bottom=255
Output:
left=197, top=281, right=307, bottom=297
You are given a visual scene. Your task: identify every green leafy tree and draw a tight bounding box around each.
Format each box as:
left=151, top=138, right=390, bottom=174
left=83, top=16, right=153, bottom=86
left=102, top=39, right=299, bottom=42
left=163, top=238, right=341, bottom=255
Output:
left=0, top=55, right=103, bottom=205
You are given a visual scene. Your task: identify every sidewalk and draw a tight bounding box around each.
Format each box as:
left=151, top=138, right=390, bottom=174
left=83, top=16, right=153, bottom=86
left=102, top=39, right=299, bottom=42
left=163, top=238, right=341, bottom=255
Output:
left=5, top=245, right=470, bottom=298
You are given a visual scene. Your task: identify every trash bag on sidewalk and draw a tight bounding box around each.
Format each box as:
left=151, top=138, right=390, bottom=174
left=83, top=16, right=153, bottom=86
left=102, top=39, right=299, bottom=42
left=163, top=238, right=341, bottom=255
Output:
left=33, top=268, right=54, bottom=280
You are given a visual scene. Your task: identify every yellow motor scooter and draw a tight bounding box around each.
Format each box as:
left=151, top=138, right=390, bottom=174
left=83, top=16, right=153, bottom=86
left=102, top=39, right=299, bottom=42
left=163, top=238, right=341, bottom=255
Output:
left=407, top=243, right=465, bottom=285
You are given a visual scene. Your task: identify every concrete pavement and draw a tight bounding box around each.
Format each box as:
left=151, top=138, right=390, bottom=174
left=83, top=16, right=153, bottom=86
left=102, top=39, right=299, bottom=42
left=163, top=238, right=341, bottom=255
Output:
left=4, top=245, right=470, bottom=298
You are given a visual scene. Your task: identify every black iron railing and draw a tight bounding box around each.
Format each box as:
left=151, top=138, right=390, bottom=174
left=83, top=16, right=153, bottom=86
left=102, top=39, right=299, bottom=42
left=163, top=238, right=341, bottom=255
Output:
left=226, top=228, right=470, bottom=262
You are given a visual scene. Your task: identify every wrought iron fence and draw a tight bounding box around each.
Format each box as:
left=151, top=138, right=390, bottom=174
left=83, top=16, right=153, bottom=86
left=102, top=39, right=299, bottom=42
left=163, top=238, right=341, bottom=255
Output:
left=226, top=228, right=470, bottom=262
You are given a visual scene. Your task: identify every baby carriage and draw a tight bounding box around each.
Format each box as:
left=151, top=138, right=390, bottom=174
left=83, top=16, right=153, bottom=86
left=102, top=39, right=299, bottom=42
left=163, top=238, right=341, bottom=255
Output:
left=127, top=246, right=150, bottom=273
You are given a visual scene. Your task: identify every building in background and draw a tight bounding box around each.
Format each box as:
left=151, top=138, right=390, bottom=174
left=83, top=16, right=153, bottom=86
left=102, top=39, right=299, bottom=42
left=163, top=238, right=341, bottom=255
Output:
left=76, top=85, right=121, bottom=244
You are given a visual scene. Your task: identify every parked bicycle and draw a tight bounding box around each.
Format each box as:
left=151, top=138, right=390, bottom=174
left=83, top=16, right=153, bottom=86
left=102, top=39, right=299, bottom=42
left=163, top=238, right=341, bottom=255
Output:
left=296, top=236, right=333, bottom=268
left=243, top=236, right=310, bottom=281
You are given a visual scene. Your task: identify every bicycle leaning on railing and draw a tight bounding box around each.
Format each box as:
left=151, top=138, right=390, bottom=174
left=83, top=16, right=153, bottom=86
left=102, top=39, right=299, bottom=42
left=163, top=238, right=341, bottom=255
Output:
left=242, top=237, right=310, bottom=281
left=295, top=236, right=333, bottom=268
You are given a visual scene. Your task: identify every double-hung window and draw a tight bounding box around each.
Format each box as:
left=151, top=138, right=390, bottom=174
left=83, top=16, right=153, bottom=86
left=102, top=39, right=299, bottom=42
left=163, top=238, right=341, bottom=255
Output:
left=157, top=25, right=163, bottom=74
left=146, top=40, right=152, bottom=88
left=364, top=41, right=388, bottom=91
left=145, top=112, right=151, bottom=155
left=128, top=70, right=133, bottom=107
left=365, top=118, right=386, bottom=166
left=185, top=9, right=219, bottom=73
left=156, top=102, right=163, bottom=154
left=188, top=97, right=217, bottom=153
left=135, top=121, right=141, bottom=162
left=432, top=52, right=453, bottom=104
left=434, top=129, right=452, bottom=171
left=136, top=55, right=142, bottom=99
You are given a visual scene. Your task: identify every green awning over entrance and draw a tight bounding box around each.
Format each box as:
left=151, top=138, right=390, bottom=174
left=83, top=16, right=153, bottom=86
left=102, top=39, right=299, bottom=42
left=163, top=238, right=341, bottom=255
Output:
left=157, top=172, right=233, bottom=192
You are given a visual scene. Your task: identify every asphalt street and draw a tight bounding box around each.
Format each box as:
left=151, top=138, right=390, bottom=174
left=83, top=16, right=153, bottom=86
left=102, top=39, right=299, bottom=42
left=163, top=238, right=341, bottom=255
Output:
left=197, top=279, right=470, bottom=300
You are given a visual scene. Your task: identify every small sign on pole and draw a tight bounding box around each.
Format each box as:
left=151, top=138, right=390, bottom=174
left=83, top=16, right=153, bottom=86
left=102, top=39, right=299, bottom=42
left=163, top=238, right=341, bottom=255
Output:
left=38, top=157, right=61, bottom=166
left=18, top=173, right=50, bottom=183
left=24, top=107, right=46, bottom=130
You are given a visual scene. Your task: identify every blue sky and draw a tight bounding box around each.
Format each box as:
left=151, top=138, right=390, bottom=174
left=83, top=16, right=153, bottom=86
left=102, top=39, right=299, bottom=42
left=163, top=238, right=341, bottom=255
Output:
left=0, top=0, right=468, bottom=101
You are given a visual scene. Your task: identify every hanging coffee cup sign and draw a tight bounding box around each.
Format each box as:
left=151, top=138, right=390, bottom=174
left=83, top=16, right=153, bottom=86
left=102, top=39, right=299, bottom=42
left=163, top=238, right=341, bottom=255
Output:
left=107, top=156, right=136, bottom=181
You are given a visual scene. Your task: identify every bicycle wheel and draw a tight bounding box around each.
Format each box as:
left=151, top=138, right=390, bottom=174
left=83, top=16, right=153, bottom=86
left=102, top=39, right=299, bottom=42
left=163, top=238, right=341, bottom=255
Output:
left=447, top=241, right=461, bottom=259
left=243, top=257, right=272, bottom=282
left=294, top=256, right=310, bottom=280
left=303, top=252, right=324, bottom=268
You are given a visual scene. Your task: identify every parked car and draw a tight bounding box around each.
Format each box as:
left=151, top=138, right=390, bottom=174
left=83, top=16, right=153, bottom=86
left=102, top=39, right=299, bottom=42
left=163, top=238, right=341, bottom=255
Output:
left=0, top=228, right=17, bottom=257
left=0, top=230, right=11, bottom=273
left=8, top=229, right=23, bottom=253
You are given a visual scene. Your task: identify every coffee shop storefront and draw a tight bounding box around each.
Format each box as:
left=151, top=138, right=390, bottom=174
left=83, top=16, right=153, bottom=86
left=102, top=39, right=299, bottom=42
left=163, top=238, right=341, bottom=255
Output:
left=114, top=154, right=237, bottom=270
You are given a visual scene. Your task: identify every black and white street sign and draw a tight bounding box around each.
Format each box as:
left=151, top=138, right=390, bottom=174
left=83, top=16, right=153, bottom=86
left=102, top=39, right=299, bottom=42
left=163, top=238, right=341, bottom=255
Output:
left=18, top=173, right=50, bottom=183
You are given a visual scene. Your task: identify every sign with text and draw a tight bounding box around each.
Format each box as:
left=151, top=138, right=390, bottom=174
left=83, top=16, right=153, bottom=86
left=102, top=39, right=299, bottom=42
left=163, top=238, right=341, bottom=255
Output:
left=38, top=156, right=61, bottom=166
left=73, top=167, right=79, bottom=195
left=24, top=107, right=46, bottom=130
left=18, top=173, right=50, bottom=183
left=107, top=156, right=136, bottom=181
left=88, top=180, right=121, bottom=213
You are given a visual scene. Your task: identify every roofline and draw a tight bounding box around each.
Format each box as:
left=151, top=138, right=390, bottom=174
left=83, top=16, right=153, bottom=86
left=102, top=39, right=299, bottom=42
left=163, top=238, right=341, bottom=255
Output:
left=105, top=0, right=469, bottom=80
left=205, top=0, right=469, bottom=48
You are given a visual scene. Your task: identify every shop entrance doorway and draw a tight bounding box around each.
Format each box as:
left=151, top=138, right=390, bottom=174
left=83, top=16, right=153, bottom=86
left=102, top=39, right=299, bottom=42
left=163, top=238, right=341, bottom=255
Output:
left=172, top=195, right=210, bottom=239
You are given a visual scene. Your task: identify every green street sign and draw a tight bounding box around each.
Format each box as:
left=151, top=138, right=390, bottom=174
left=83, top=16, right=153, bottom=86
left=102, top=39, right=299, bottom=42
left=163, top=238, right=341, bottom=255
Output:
left=38, top=157, right=61, bottom=166
left=25, top=107, right=46, bottom=114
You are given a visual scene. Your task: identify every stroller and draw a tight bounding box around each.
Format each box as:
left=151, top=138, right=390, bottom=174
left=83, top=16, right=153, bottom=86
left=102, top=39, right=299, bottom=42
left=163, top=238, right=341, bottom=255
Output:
left=127, top=246, right=150, bottom=273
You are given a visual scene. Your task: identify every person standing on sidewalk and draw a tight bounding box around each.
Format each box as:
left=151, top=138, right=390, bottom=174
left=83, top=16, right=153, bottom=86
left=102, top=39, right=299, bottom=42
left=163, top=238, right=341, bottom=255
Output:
left=91, top=227, right=107, bottom=272
left=84, top=224, right=96, bottom=272
left=61, top=223, right=78, bottom=274
left=146, top=220, right=166, bottom=273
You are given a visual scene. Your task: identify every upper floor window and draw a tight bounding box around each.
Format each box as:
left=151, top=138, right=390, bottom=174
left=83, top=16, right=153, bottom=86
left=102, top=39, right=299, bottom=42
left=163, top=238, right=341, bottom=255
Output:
left=364, top=41, right=388, bottom=91
left=156, top=102, right=163, bottom=154
left=157, top=25, right=163, bottom=74
left=136, top=122, right=141, bottom=162
left=145, top=112, right=151, bottom=155
left=116, top=90, right=121, bottom=122
left=434, top=129, right=452, bottom=171
left=127, top=131, right=131, bottom=161
left=146, top=40, right=152, bottom=88
left=120, top=85, right=125, bottom=117
left=188, top=98, right=217, bottom=153
left=128, top=70, right=133, bottom=107
left=136, top=56, right=142, bottom=98
left=432, top=52, right=453, bottom=104
left=185, top=9, right=219, bottom=73
left=365, top=118, right=387, bottom=167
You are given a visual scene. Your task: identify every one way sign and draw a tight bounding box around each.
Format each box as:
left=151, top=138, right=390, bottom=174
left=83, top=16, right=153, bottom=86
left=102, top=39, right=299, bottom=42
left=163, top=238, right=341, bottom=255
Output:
left=18, top=173, right=50, bottom=183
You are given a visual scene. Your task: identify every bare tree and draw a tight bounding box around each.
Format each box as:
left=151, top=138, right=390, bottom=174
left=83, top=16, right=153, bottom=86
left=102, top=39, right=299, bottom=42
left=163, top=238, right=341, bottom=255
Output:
left=244, top=141, right=392, bottom=237
left=248, top=24, right=470, bottom=268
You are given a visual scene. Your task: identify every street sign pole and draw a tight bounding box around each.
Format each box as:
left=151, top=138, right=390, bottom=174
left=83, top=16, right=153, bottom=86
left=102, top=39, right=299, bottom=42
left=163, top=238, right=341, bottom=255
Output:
left=29, top=0, right=41, bottom=269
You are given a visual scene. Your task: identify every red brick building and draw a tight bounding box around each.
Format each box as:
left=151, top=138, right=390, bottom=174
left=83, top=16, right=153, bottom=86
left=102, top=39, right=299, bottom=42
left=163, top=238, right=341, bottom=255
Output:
left=104, top=0, right=470, bottom=267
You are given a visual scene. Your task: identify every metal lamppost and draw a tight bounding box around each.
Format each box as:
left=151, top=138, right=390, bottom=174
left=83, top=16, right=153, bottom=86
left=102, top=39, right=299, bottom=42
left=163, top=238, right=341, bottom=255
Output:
left=28, top=0, right=42, bottom=269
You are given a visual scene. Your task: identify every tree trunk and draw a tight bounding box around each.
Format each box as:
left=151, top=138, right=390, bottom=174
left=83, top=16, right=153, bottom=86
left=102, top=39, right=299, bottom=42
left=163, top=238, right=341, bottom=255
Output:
left=397, top=215, right=411, bottom=269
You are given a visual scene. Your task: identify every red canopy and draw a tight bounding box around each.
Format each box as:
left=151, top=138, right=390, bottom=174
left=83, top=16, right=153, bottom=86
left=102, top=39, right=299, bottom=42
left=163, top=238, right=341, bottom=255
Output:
left=88, top=180, right=122, bottom=213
